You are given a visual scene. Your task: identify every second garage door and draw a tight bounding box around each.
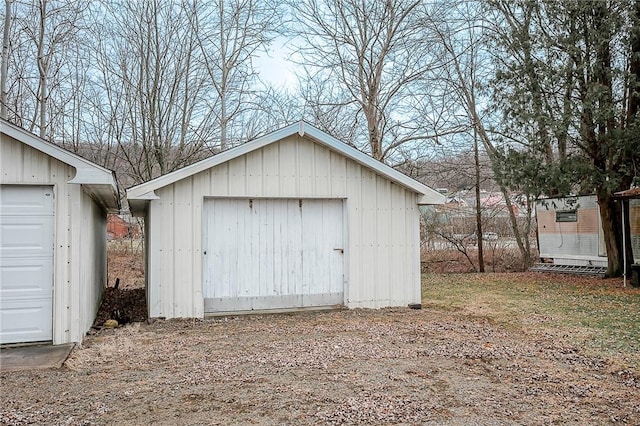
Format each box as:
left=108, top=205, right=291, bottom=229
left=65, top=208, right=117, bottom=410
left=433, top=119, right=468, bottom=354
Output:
left=0, top=185, right=54, bottom=344
left=203, top=198, right=344, bottom=312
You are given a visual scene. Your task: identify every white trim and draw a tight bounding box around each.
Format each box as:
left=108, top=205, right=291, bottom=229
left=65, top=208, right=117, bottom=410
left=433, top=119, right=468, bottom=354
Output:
left=127, top=121, right=445, bottom=204
left=1, top=119, right=119, bottom=210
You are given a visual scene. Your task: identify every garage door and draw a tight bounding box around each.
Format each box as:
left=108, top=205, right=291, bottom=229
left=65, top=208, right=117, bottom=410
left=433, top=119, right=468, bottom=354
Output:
left=203, top=198, right=344, bottom=312
left=0, top=185, right=54, bottom=344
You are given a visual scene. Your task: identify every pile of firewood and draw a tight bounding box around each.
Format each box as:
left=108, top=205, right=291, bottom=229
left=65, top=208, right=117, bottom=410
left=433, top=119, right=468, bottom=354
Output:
left=92, top=286, right=147, bottom=328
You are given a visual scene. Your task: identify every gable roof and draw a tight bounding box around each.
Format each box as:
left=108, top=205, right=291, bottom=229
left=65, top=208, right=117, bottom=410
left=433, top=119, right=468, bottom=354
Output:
left=1, top=119, right=120, bottom=210
left=127, top=121, right=445, bottom=209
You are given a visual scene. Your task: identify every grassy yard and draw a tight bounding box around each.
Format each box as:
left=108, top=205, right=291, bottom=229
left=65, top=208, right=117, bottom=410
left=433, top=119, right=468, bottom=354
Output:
left=2, top=272, right=640, bottom=424
left=422, top=272, right=640, bottom=372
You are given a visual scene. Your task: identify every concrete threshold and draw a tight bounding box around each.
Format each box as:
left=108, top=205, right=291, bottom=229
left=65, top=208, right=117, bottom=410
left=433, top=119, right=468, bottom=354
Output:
left=204, top=304, right=347, bottom=318
left=0, top=343, right=74, bottom=372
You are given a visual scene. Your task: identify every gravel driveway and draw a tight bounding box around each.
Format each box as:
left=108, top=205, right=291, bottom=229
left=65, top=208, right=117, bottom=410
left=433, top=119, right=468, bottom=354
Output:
left=1, top=307, right=638, bottom=425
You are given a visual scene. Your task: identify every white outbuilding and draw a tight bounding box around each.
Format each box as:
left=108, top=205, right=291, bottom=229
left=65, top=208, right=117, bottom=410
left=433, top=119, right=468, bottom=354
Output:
left=127, top=122, right=444, bottom=318
left=0, top=119, right=120, bottom=345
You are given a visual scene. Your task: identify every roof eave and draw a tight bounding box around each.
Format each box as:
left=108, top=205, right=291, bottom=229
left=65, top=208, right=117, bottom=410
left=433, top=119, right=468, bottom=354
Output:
left=1, top=120, right=121, bottom=210
left=127, top=121, right=445, bottom=205
left=302, top=125, right=445, bottom=204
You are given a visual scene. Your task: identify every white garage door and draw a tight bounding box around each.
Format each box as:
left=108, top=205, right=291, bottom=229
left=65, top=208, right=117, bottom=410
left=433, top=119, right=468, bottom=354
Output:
left=0, top=185, right=54, bottom=344
left=203, top=198, right=344, bottom=312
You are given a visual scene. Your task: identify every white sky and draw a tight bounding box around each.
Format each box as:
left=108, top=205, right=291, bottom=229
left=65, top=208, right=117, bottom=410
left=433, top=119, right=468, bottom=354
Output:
left=254, top=38, right=299, bottom=90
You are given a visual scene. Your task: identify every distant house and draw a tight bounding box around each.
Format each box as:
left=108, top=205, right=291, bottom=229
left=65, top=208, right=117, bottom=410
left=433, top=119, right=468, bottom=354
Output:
left=127, top=122, right=444, bottom=318
left=107, top=214, right=139, bottom=240
left=536, top=195, right=607, bottom=267
left=1, top=119, right=120, bottom=345
left=536, top=194, right=640, bottom=268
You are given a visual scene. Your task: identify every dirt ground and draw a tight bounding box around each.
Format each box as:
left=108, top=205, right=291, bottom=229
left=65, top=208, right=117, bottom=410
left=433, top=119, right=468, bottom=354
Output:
left=1, top=304, right=638, bottom=425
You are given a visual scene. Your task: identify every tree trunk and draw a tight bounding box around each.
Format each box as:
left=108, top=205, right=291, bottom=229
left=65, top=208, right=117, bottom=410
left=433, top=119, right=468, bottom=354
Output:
left=1, top=0, right=11, bottom=119
left=37, top=0, right=47, bottom=138
left=474, top=126, right=485, bottom=272
left=597, top=189, right=623, bottom=277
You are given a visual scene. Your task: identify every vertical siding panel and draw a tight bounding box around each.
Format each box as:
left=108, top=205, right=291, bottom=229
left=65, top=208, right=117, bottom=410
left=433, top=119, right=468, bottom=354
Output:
left=390, top=183, right=407, bottom=304
left=0, top=137, right=22, bottom=180
left=272, top=200, right=283, bottom=296
left=327, top=199, right=345, bottom=296
left=258, top=199, right=269, bottom=298
left=297, top=137, right=314, bottom=196
left=24, top=146, right=50, bottom=182
left=412, top=196, right=421, bottom=303
left=158, top=186, right=175, bottom=317
left=406, top=191, right=420, bottom=304
left=262, top=142, right=280, bottom=197
left=287, top=199, right=303, bottom=296
left=314, top=145, right=330, bottom=196
left=52, top=161, right=73, bottom=344
left=345, top=161, right=362, bottom=305
left=246, top=150, right=263, bottom=196
left=50, top=163, right=63, bottom=343
left=236, top=199, right=249, bottom=299
left=265, top=200, right=275, bottom=297
left=68, top=185, right=86, bottom=340
left=206, top=200, right=220, bottom=298
left=250, top=199, right=261, bottom=298
left=191, top=171, right=209, bottom=317
left=228, top=157, right=246, bottom=195
left=301, top=199, right=313, bottom=299
left=279, top=137, right=297, bottom=196
left=77, top=192, right=89, bottom=338
left=147, top=199, right=162, bottom=317
left=330, top=152, right=347, bottom=197
left=77, top=191, right=105, bottom=337
left=222, top=200, right=236, bottom=298
left=81, top=197, right=106, bottom=332
left=360, top=168, right=377, bottom=305
left=210, top=163, right=229, bottom=196
left=375, top=176, right=391, bottom=306
left=173, top=177, right=193, bottom=317
left=410, top=194, right=419, bottom=303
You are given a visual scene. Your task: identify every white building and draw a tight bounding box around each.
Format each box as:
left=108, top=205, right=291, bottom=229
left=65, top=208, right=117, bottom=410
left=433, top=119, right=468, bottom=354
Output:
left=127, top=122, right=444, bottom=318
left=0, top=119, right=120, bottom=345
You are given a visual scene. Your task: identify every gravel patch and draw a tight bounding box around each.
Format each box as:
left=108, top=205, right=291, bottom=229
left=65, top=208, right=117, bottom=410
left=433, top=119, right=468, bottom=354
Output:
left=1, top=308, right=638, bottom=425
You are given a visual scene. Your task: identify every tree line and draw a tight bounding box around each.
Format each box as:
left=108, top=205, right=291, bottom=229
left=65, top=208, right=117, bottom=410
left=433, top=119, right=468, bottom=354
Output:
left=2, top=0, right=639, bottom=276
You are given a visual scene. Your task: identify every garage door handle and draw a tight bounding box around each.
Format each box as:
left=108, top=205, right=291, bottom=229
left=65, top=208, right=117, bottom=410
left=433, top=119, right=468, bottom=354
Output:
left=333, top=248, right=343, bottom=253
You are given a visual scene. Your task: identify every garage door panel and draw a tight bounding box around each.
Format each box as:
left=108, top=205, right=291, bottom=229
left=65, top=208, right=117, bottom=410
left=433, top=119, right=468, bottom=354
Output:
left=0, top=186, right=53, bottom=215
left=0, top=259, right=53, bottom=299
left=203, top=198, right=344, bottom=312
left=0, top=216, right=54, bottom=257
left=0, top=185, right=54, bottom=344
left=0, top=299, right=52, bottom=344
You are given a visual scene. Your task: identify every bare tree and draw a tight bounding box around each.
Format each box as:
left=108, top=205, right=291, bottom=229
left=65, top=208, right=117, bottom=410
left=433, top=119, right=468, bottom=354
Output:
left=289, top=0, right=450, bottom=162
left=427, top=1, right=536, bottom=268
left=88, top=0, right=216, bottom=184
left=190, top=0, right=282, bottom=150
left=2, top=0, right=87, bottom=137
left=1, top=0, right=11, bottom=119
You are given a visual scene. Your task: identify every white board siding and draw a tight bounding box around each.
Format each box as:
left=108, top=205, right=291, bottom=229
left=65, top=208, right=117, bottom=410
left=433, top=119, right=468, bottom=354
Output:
left=146, top=135, right=420, bottom=318
left=202, top=198, right=344, bottom=311
left=1, top=134, right=107, bottom=344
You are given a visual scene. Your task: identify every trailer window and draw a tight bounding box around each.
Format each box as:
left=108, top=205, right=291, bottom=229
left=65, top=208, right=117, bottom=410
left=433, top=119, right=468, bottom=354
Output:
left=556, top=210, right=577, bottom=222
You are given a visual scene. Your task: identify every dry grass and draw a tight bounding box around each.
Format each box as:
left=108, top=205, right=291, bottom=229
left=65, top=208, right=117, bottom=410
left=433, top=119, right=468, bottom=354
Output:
left=422, top=272, right=640, bottom=372
left=107, top=239, right=144, bottom=289
left=422, top=247, right=528, bottom=273
left=3, top=299, right=639, bottom=425
left=3, top=272, right=639, bottom=424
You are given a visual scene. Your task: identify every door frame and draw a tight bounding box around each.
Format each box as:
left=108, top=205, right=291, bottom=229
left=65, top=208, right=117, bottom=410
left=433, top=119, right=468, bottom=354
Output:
left=201, top=196, right=348, bottom=312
